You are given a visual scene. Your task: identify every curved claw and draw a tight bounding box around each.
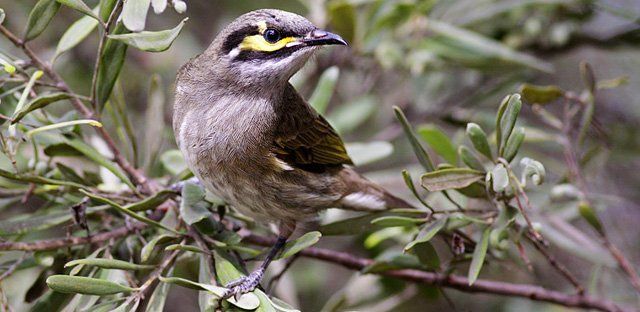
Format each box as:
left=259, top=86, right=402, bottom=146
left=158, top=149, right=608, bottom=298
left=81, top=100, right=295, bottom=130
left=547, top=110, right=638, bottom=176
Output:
left=222, top=268, right=265, bottom=299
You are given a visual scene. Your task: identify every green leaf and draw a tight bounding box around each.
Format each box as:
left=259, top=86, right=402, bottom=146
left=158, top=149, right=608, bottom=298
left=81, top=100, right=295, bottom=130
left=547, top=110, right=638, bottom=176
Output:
left=160, top=149, right=188, bottom=176
left=64, top=258, right=155, bottom=270
left=519, top=84, right=563, bottom=105
left=412, top=241, right=440, bottom=270
left=327, top=1, right=356, bottom=44
left=362, top=253, right=423, bottom=273
left=210, top=250, right=263, bottom=309
left=54, top=9, right=99, bottom=60
left=24, top=0, right=61, bottom=41
left=597, top=76, right=628, bottom=90
left=319, top=208, right=427, bottom=235
left=46, top=275, right=135, bottom=295
left=0, top=206, right=108, bottom=236
left=158, top=276, right=225, bottom=297
left=146, top=268, right=172, bottom=312
left=371, top=216, right=425, bottom=228
left=96, top=22, right=128, bottom=111
left=0, top=167, right=86, bottom=189
left=497, top=94, right=522, bottom=156
left=580, top=62, right=596, bottom=94
left=327, top=96, right=376, bottom=134
left=308, top=66, right=339, bottom=113
left=578, top=201, right=604, bottom=236
left=122, top=0, right=150, bottom=32
left=81, top=190, right=181, bottom=234
left=503, top=126, right=525, bottom=162
left=180, top=182, right=212, bottom=225
left=141, top=234, right=178, bottom=262
left=404, top=217, right=447, bottom=251
left=401, top=170, right=432, bottom=210
left=421, top=168, right=484, bottom=192
left=11, top=93, right=73, bottom=124
left=468, top=227, right=490, bottom=285
left=64, top=138, right=135, bottom=190
left=277, top=231, right=321, bottom=260
left=99, top=0, right=117, bottom=21
left=458, top=146, right=485, bottom=171
left=108, top=18, right=187, bottom=52
left=417, top=125, right=457, bottom=164
left=125, top=189, right=175, bottom=212
left=56, top=0, right=100, bottom=21
left=490, top=164, right=509, bottom=193
left=394, top=106, right=434, bottom=171
left=466, top=123, right=492, bottom=160
left=56, top=162, right=91, bottom=185
left=345, top=141, right=393, bottom=166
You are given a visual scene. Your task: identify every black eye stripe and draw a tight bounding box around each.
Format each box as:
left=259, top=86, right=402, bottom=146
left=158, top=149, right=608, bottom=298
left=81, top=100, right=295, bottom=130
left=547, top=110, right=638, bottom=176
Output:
left=221, top=25, right=259, bottom=54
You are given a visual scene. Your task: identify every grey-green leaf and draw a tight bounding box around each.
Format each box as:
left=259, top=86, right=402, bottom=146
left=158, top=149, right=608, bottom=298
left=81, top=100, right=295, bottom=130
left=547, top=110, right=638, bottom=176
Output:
left=404, top=217, right=447, bottom=251
left=56, top=0, right=100, bottom=21
left=11, top=92, right=72, bottom=123
left=24, top=0, right=61, bottom=41
left=468, top=227, right=491, bottom=285
left=180, top=182, right=212, bottom=225
left=417, top=125, right=457, bottom=165
left=277, top=231, right=321, bottom=260
left=371, top=216, right=425, bottom=228
left=498, top=94, right=522, bottom=156
left=141, top=234, right=178, bottom=262
left=466, top=123, right=492, bottom=160
left=308, top=66, right=339, bottom=114
left=491, top=164, right=509, bottom=193
left=46, top=275, right=135, bottom=295
left=54, top=9, right=99, bottom=60
left=122, top=0, right=151, bottom=32
left=458, top=146, right=485, bottom=171
left=394, top=106, right=435, bottom=171
left=503, top=126, right=525, bottom=162
left=319, top=208, right=426, bottom=235
left=64, top=258, right=155, bottom=270
left=421, top=168, right=484, bottom=192
left=96, top=22, right=128, bottom=111
left=158, top=276, right=225, bottom=296
left=125, top=189, right=175, bottom=212
left=108, top=18, right=187, bottom=52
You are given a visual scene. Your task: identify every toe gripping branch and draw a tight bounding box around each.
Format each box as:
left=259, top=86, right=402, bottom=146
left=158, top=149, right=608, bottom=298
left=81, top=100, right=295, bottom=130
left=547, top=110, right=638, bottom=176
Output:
left=222, top=235, right=288, bottom=299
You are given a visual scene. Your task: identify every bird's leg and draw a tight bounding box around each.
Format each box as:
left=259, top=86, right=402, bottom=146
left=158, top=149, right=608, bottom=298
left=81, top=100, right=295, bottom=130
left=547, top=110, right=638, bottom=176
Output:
left=223, top=222, right=294, bottom=299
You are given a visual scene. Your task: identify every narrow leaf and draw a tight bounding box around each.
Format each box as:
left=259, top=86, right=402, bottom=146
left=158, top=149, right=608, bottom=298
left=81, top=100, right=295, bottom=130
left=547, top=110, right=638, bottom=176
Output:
left=371, top=216, right=425, bottom=228
left=308, top=66, right=339, bottom=113
left=158, top=276, right=225, bottom=297
left=458, top=146, right=485, bottom=171
left=578, top=201, right=604, bottom=236
left=96, top=22, right=128, bottom=111
left=108, top=18, right=187, bottom=52
left=319, top=208, right=426, bottom=235
left=417, top=125, right=457, bottom=164
left=54, top=10, right=99, bottom=60
left=56, top=0, right=100, bottom=21
left=402, top=170, right=433, bottom=211
left=468, top=227, right=491, bottom=285
left=24, top=0, right=61, bottom=41
left=466, top=123, right=492, bottom=160
left=277, top=231, right=321, bottom=260
left=394, top=106, right=434, bottom=171
left=46, top=275, right=135, bottom=295
left=122, top=0, right=151, bottom=32
left=404, top=217, right=447, bottom=251
left=64, top=258, right=155, bottom=270
left=519, top=84, right=563, bottom=105
left=64, top=138, right=135, bottom=190
left=125, top=189, right=175, bottom=212
left=421, top=168, right=484, bottom=192
left=141, top=234, right=178, bottom=262
left=498, top=94, right=522, bottom=156
left=503, top=126, right=525, bottom=162
left=11, top=92, right=72, bottom=123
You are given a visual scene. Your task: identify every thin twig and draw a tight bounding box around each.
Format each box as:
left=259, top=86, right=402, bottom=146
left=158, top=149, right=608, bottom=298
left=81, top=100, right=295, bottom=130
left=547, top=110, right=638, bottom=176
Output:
left=0, top=252, right=30, bottom=282
left=527, top=233, right=585, bottom=294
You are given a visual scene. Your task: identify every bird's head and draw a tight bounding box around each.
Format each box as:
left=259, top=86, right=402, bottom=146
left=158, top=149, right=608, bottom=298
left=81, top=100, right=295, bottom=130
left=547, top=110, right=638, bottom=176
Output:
left=203, top=9, right=347, bottom=86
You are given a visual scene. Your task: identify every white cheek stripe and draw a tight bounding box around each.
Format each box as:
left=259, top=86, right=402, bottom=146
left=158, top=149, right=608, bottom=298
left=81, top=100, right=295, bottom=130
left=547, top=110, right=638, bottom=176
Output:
left=342, top=192, right=386, bottom=210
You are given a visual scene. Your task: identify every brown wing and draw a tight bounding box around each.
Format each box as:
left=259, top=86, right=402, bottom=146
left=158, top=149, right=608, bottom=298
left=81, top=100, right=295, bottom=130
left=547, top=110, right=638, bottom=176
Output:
left=273, top=113, right=353, bottom=173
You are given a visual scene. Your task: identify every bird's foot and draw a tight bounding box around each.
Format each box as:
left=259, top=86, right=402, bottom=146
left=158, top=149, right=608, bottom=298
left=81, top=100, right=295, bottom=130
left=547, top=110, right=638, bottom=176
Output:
left=222, top=268, right=265, bottom=300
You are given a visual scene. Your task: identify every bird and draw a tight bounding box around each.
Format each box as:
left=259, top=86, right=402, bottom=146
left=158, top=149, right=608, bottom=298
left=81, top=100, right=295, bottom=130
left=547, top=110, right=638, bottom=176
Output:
left=173, top=9, right=412, bottom=298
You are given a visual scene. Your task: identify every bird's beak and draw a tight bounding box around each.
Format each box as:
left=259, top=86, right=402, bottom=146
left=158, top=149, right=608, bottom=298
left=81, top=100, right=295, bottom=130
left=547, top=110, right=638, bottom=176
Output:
left=302, top=29, right=348, bottom=46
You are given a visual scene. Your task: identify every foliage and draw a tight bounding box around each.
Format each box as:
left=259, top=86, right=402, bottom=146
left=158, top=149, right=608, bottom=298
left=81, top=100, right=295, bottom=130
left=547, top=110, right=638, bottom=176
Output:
left=0, top=0, right=638, bottom=311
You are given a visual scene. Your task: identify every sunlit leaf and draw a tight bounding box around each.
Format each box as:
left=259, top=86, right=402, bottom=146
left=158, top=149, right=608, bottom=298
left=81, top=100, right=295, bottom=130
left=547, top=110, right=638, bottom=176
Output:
left=108, top=18, right=187, bottom=52
left=46, top=275, right=135, bottom=295
left=421, top=168, right=484, bottom=192
left=24, top=0, right=61, bottom=41
left=468, top=227, right=490, bottom=285
left=122, top=0, right=150, bottom=32
left=277, top=231, right=321, bottom=260
left=417, top=124, right=457, bottom=164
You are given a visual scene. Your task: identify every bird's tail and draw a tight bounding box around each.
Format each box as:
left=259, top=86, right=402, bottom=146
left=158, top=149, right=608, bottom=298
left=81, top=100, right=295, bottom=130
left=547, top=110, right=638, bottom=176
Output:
left=336, top=167, right=415, bottom=212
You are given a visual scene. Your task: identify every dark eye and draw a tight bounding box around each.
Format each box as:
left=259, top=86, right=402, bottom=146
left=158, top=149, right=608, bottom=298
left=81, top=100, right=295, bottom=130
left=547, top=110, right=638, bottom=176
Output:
left=263, top=28, right=281, bottom=43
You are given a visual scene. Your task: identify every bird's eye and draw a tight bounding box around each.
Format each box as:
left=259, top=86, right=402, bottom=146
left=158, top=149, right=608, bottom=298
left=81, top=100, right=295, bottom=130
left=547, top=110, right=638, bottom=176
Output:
left=263, top=28, right=281, bottom=43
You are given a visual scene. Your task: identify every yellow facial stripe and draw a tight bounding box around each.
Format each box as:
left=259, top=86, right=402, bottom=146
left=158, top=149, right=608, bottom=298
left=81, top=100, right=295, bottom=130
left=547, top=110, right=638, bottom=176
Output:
left=239, top=35, right=297, bottom=52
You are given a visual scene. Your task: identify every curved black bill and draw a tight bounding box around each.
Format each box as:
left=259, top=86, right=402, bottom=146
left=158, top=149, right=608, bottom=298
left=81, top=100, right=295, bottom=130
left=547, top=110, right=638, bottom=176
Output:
left=303, top=29, right=348, bottom=46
